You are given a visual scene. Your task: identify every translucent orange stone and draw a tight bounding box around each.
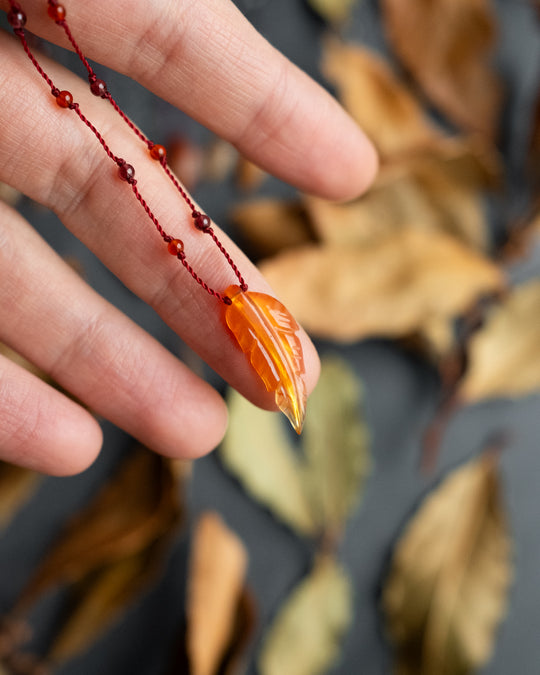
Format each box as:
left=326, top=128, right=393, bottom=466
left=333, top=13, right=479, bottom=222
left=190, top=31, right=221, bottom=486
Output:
left=56, top=90, right=73, bottom=108
left=224, top=285, right=306, bottom=433
left=167, top=238, right=184, bottom=255
left=150, top=144, right=167, bottom=161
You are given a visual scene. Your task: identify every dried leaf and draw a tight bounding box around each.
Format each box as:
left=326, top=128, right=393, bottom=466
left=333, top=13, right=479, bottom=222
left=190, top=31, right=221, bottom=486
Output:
left=221, top=389, right=317, bottom=536
left=260, top=227, right=504, bottom=343
left=382, top=452, right=512, bottom=675
left=231, top=199, right=313, bottom=259
left=306, top=136, right=500, bottom=252
left=236, top=157, right=267, bottom=191
left=48, top=541, right=169, bottom=664
left=259, top=555, right=353, bottom=675
left=187, top=512, right=249, bottom=675
left=0, top=463, right=41, bottom=531
left=307, top=0, right=358, bottom=24
left=381, top=0, right=501, bottom=138
left=301, top=357, right=370, bottom=540
left=16, top=448, right=181, bottom=611
left=460, top=280, right=540, bottom=402
left=225, top=285, right=307, bottom=433
left=322, top=42, right=440, bottom=160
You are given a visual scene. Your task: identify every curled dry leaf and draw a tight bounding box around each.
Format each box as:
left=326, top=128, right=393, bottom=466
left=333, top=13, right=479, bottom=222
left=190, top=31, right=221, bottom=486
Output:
left=380, top=0, right=501, bottom=138
left=306, top=136, right=500, bottom=252
left=306, top=0, right=358, bottom=24
left=301, top=357, right=370, bottom=542
left=322, top=42, right=440, bottom=160
left=382, top=452, right=512, bottom=675
left=0, top=463, right=41, bottom=531
left=231, top=199, right=313, bottom=259
left=259, top=555, right=353, bottom=675
left=260, top=227, right=504, bottom=343
left=221, top=389, right=317, bottom=536
left=460, top=280, right=540, bottom=402
left=16, top=447, right=181, bottom=612
left=221, top=357, right=370, bottom=539
left=187, top=512, right=249, bottom=675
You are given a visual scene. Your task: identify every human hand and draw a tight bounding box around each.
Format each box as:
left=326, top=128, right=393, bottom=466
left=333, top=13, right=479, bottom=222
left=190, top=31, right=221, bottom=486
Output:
left=0, top=0, right=377, bottom=475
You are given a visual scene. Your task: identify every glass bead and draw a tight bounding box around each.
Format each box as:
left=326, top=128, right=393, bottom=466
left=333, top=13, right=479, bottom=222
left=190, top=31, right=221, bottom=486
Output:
left=48, top=4, right=66, bottom=21
left=150, top=144, right=167, bottom=161
left=193, top=213, right=211, bottom=231
left=118, top=163, right=135, bottom=182
left=56, top=90, right=73, bottom=108
left=7, top=9, right=27, bottom=29
left=90, top=79, right=108, bottom=97
left=167, top=239, right=184, bottom=256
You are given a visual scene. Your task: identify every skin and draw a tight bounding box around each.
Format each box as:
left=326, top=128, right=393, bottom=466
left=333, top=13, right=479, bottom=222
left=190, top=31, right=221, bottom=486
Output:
left=0, top=0, right=378, bottom=475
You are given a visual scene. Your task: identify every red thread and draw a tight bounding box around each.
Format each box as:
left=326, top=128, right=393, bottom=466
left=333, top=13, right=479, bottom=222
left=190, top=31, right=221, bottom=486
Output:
left=10, top=0, right=250, bottom=303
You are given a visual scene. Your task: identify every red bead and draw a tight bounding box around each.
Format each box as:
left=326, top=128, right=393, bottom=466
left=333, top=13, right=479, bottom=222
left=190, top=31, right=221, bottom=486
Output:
left=7, top=9, right=27, bottom=29
left=118, top=163, right=135, bottom=182
left=167, top=239, right=184, bottom=256
left=90, top=78, right=108, bottom=97
left=149, top=144, right=167, bottom=162
left=193, top=213, right=211, bottom=231
left=48, top=4, right=66, bottom=21
left=56, top=90, right=73, bottom=108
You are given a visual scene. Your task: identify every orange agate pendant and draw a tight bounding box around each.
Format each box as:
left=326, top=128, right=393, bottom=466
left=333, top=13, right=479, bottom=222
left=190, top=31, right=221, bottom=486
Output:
left=224, top=285, right=307, bottom=433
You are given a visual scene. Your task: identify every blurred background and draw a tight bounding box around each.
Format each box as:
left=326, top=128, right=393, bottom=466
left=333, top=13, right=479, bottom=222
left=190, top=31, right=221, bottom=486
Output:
left=1, top=0, right=540, bottom=673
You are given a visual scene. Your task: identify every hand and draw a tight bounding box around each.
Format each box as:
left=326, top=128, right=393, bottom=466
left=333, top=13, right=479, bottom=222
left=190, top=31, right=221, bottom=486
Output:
left=0, top=0, right=378, bottom=474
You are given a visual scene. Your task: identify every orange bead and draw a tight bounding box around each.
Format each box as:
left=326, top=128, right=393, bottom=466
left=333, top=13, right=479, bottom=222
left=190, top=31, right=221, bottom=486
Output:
left=150, top=144, right=166, bottom=161
left=48, top=4, right=66, bottom=21
left=56, top=90, right=73, bottom=108
left=224, top=285, right=306, bottom=433
left=167, top=239, right=184, bottom=256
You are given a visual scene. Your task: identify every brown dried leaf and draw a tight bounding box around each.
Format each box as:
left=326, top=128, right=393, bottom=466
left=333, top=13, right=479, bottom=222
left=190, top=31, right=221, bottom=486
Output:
left=187, top=512, right=249, bottom=675
left=322, top=42, right=440, bottom=160
left=260, top=227, right=504, bottom=343
left=307, top=0, right=358, bottom=24
left=16, top=448, right=181, bottom=611
left=381, top=0, right=502, bottom=138
left=0, top=463, right=41, bottom=531
left=460, top=280, right=540, bottom=402
left=382, top=452, right=512, bottom=674
left=306, top=136, right=500, bottom=252
left=48, top=540, right=169, bottom=665
left=231, top=199, right=313, bottom=259
left=259, top=555, right=353, bottom=675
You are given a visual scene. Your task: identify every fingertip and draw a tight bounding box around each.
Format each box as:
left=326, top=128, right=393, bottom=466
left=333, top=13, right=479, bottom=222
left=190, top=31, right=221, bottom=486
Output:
left=42, top=409, right=103, bottom=477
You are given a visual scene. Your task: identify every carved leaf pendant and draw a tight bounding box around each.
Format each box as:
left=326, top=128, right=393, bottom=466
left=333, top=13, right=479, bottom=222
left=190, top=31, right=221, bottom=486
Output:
left=224, top=285, right=307, bottom=433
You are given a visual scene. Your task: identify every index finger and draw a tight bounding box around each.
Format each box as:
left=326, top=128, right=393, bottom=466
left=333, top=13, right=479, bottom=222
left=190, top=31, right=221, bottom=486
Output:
left=0, top=0, right=378, bottom=200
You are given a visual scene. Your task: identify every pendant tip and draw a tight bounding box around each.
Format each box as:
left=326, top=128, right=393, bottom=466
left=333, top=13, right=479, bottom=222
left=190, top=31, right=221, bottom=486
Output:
left=280, top=401, right=305, bottom=435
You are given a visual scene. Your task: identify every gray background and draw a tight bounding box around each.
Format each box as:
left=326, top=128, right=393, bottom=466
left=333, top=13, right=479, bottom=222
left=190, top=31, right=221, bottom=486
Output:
left=1, top=1, right=540, bottom=673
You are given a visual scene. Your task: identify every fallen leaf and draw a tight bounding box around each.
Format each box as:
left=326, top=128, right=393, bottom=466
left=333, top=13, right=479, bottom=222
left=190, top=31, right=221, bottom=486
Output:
left=187, top=512, right=249, bottom=675
left=16, top=448, right=181, bottom=611
left=301, top=357, right=370, bottom=541
left=380, top=0, right=502, bottom=138
left=48, top=540, right=169, bottom=665
left=306, top=0, right=358, bottom=24
left=321, top=42, right=440, bottom=160
left=221, top=389, right=317, bottom=536
left=0, top=463, right=41, bottom=531
left=259, top=555, right=353, bottom=675
left=231, top=199, right=313, bottom=259
left=460, top=280, right=540, bottom=402
left=260, top=227, right=504, bottom=343
left=305, top=136, right=500, bottom=252
left=382, top=452, right=512, bottom=675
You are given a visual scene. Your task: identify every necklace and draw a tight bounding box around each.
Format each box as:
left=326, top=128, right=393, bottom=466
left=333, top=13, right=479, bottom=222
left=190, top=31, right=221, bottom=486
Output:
left=6, top=0, right=307, bottom=433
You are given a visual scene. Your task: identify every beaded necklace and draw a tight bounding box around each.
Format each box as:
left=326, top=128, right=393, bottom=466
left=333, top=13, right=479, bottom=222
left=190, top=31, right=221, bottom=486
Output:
left=6, top=0, right=307, bottom=432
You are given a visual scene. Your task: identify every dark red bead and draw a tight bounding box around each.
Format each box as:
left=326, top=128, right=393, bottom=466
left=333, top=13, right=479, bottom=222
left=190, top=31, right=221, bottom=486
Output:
left=90, top=78, right=108, bottom=97
left=118, top=163, right=135, bottom=182
left=7, top=9, right=27, bottom=29
left=56, top=90, right=73, bottom=108
left=193, top=213, right=211, bottom=231
left=167, top=239, right=184, bottom=256
left=149, top=144, right=166, bottom=162
left=47, top=3, right=66, bottom=21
